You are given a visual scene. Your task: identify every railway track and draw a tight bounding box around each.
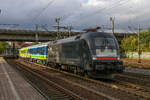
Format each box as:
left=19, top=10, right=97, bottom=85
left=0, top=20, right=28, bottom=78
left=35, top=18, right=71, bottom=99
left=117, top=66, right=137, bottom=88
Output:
left=21, top=59, right=150, bottom=99
left=116, top=73, right=150, bottom=87
left=27, top=60, right=150, bottom=99
left=7, top=59, right=150, bottom=100
left=113, top=80, right=150, bottom=98
left=13, top=60, right=118, bottom=100
left=120, top=72, right=150, bottom=81
left=7, top=60, right=84, bottom=100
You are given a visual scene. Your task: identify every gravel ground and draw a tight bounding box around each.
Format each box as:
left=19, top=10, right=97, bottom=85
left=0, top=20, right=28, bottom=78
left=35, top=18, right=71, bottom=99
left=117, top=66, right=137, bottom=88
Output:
left=125, top=67, right=150, bottom=76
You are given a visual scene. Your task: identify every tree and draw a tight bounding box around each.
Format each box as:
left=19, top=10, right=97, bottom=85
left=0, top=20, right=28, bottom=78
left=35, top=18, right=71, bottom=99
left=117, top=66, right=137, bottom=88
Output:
left=120, top=35, right=137, bottom=52
left=121, top=27, right=150, bottom=52
left=0, top=42, right=8, bottom=54
left=140, top=28, right=150, bottom=52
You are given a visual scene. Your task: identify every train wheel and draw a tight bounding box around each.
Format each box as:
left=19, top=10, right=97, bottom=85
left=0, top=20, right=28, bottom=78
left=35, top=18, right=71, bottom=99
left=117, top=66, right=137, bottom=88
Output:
left=74, top=70, right=77, bottom=74
left=84, top=71, right=89, bottom=78
left=80, top=69, right=85, bottom=76
left=73, top=66, right=78, bottom=74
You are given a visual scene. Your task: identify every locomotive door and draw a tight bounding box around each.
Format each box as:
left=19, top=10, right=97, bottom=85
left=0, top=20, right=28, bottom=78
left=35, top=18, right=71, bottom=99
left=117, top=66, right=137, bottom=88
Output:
left=55, top=45, right=60, bottom=63
left=80, top=39, right=92, bottom=71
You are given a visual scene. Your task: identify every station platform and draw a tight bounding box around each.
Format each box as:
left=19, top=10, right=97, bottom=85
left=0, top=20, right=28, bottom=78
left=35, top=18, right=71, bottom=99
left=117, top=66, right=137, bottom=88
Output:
left=0, top=57, right=45, bottom=100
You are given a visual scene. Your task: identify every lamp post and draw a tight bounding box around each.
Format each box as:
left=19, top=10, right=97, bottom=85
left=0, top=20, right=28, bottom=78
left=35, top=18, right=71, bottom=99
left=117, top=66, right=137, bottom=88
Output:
left=138, top=25, right=141, bottom=63
left=110, top=17, right=115, bottom=34
left=35, top=24, right=39, bottom=43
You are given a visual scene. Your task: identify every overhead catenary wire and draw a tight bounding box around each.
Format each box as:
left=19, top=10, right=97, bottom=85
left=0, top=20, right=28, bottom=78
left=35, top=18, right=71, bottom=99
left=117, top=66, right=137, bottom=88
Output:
left=31, top=0, right=56, bottom=24
left=29, top=0, right=138, bottom=31
left=65, top=0, right=131, bottom=30
left=75, top=0, right=129, bottom=21
left=66, top=0, right=123, bottom=27
left=2, top=0, right=150, bottom=32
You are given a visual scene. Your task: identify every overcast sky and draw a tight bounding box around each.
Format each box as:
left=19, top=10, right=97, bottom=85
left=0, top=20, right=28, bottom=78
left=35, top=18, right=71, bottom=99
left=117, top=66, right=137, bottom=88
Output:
left=0, top=0, right=150, bottom=32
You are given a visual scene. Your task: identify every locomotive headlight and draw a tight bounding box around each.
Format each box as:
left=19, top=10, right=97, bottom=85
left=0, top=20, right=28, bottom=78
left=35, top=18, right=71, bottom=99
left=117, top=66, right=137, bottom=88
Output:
left=117, top=55, right=120, bottom=60
left=92, top=55, right=97, bottom=60
left=92, top=57, right=97, bottom=60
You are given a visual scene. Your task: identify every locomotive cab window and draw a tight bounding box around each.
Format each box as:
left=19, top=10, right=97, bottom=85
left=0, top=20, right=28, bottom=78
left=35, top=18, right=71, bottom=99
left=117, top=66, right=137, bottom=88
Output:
left=94, top=37, right=116, bottom=48
left=94, top=38, right=105, bottom=47
left=106, top=38, right=116, bottom=47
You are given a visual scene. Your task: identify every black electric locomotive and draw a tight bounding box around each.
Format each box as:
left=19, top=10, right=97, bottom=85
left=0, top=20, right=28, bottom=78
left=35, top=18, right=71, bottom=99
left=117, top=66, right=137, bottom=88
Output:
left=47, top=32, right=124, bottom=78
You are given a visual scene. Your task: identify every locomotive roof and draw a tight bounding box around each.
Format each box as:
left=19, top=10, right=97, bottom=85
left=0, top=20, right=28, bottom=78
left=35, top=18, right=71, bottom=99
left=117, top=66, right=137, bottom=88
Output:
left=56, top=32, right=114, bottom=44
left=83, top=32, right=114, bottom=37
left=56, top=36, right=77, bottom=44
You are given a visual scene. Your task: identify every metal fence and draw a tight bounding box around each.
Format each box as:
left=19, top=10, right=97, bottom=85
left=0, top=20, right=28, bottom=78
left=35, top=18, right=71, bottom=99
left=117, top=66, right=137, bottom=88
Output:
left=122, top=52, right=150, bottom=59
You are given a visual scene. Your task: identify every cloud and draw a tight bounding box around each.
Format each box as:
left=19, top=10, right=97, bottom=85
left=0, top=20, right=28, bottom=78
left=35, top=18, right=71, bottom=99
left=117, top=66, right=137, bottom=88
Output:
left=0, top=0, right=150, bottom=31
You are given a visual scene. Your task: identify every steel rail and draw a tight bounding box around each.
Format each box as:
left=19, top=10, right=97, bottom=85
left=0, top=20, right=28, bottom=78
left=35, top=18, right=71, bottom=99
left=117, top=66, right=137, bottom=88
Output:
left=117, top=73, right=150, bottom=82
left=18, top=60, right=119, bottom=100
